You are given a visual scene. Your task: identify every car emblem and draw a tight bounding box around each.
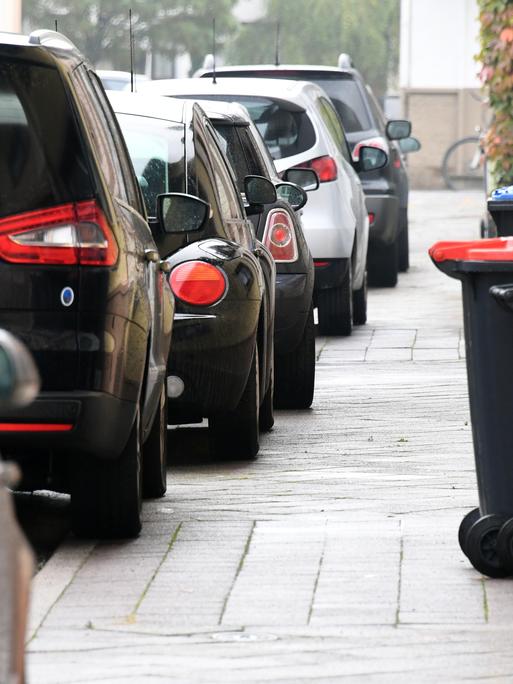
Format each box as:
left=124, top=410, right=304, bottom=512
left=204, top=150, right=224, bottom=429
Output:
left=60, top=287, right=75, bottom=307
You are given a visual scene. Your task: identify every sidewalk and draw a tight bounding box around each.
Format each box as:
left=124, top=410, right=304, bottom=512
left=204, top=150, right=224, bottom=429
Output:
left=27, top=191, right=513, bottom=683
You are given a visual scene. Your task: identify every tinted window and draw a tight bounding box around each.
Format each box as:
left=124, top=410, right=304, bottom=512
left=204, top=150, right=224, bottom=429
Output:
left=0, top=61, right=93, bottom=219
left=116, top=113, right=185, bottom=217
left=214, top=123, right=251, bottom=192
left=182, top=94, right=315, bottom=161
left=317, top=97, right=352, bottom=163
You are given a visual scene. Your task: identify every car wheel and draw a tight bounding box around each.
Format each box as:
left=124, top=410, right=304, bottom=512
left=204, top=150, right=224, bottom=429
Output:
left=368, top=240, right=398, bottom=288
left=352, top=272, right=367, bottom=325
left=317, top=260, right=352, bottom=336
left=259, top=349, right=274, bottom=432
left=274, top=303, right=315, bottom=409
left=71, top=409, right=142, bottom=539
left=398, top=208, right=409, bottom=273
left=142, top=383, right=167, bottom=499
left=209, top=345, right=260, bottom=459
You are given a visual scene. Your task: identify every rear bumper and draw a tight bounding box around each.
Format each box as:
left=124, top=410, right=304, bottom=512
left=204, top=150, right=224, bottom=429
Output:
left=0, top=392, right=137, bottom=460
left=167, top=307, right=259, bottom=422
left=274, top=273, right=311, bottom=355
left=365, top=194, right=399, bottom=247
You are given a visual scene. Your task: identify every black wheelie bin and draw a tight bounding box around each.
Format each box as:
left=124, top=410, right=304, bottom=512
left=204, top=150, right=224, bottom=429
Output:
left=430, top=237, right=513, bottom=578
left=488, top=186, right=513, bottom=237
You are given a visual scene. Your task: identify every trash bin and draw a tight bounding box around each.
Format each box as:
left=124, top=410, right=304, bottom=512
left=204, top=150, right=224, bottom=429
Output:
left=488, top=186, right=513, bottom=237
left=430, top=237, right=513, bottom=577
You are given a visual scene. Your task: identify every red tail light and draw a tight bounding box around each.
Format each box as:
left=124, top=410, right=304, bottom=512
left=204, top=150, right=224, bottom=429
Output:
left=293, top=155, right=338, bottom=182
left=262, top=209, right=298, bottom=263
left=352, top=136, right=389, bottom=163
left=368, top=212, right=376, bottom=226
left=170, top=261, right=226, bottom=306
left=0, top=201, right=118, bottom=266
left=0, top=423, right=73, bottom=432
left=314, top=260, right=330, bottom=268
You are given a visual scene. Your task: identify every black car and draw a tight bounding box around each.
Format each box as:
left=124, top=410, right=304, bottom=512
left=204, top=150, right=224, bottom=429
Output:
left=0, top=30, right=174, bottom=538
left=197, top=60, right=415, bottom=286
left=109, top=92, right=276, bottom=460
left=200, top=100, right=317, bottom=409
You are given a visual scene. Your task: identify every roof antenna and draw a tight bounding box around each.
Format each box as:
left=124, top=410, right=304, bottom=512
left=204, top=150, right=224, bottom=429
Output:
left=274, top=20, right=280, bottom=67
left=54, top=19, right=58, bottom=32
left=212, top=18, right=217, bottom=84
left=129, top=9, right=135, bottom=92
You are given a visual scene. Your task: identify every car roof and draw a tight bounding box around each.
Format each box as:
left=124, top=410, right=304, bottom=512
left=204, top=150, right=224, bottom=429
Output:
left=107, top=91, right=187, bottom=124
left=191, top=99, right=251, bottom=125
left=197, top=64, right=357, bottom=78
left=141, top=77, right=323, bottom=110
left=0, top=30, right=84, bottom=66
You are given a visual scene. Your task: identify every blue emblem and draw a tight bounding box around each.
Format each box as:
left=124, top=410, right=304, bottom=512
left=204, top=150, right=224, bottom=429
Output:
left=60, top=287, right=75, bottom=307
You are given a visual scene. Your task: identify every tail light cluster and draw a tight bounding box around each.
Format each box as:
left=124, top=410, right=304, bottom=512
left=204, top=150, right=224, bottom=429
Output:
left=262, top=209, right=298, bottom=263
left=0, top=201, right=118, bottom=266
left=352, top=136, right=389, bottom=163
left=293, top=155, right=338, bottom=183
left=170, top=261, right=227, bottom=306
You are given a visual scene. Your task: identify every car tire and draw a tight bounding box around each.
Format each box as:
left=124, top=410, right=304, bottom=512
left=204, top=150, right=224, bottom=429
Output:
left=71, top=409, right=142, bottom=539
left=398, top=208, right=409, bottom=273
left=142, top=383, right=167, bottom=499
left=352, top=272, right=367, bottom=325
left=317, top=260, right=352, bottom=336
left=274, top=304, right=315, bottom=409
left=259, top=349, right=275, bottom=432
left=209, top=345, right=260, bottom=459
left=368, top=240, right=398, bottom=288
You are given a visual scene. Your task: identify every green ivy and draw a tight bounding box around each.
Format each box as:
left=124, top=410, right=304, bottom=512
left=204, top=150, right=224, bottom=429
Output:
left=478, top=0, right=513, bottom=187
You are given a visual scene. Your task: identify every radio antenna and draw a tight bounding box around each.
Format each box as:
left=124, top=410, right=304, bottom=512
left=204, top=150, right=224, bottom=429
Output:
left=212, top=18, right=217, bottom=84
left=54, top=19, right=58, bottom=32
left=274, top=20, right=281, bottom=66
left=129, top=9, right=135, bottom=92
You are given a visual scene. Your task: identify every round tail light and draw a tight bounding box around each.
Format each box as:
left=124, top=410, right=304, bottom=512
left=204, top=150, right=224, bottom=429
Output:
left=170, top=261, right=226, bottom=306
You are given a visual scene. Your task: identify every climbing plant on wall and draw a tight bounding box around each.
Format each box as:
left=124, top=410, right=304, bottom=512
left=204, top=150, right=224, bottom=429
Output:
left=478, top=1, right=513, bottom=187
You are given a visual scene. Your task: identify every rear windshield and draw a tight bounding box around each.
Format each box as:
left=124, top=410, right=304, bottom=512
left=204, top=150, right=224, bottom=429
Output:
left=180, top=94, right=315, bottom=161
left=116, top=113, right=185, bottom=217
left=0, top=60, right=93, bottom=219
left=206, top=70, right=372, bottom=133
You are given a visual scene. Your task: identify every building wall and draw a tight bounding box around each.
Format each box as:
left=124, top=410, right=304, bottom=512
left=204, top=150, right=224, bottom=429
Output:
left=400, top=0, right=486, bottom=188
left=0, top=0, right=22, bottom=33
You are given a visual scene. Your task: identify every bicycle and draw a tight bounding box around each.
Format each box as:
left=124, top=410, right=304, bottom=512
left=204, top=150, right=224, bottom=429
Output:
left=442, top=131, right=486, bottom=191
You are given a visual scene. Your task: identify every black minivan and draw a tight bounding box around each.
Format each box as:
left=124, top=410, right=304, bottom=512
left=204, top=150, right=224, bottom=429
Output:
left=0, top=30, right=174, bottom=538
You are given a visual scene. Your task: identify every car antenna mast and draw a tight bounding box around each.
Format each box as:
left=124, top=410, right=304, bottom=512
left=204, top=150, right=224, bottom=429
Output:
left=275, top=20, right=280, bottom=67
left=212, top=18, right=217, bottom=84
left=54, top=19, right=58, bottom=31
left=129, top=9, right=135, bottom=93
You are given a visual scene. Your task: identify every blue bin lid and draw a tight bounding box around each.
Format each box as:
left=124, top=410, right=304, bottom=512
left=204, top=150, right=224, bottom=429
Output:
left=491, top=186, right=513, bottom=201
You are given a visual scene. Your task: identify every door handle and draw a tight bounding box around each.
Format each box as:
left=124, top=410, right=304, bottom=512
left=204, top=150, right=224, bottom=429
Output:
left=159, top=260, right=171, bottom=274
left=144, top=249, right=159, bottom=263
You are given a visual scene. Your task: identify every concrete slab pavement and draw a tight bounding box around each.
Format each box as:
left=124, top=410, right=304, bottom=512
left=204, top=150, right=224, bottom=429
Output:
left=27, top=191, right=513, bottom=683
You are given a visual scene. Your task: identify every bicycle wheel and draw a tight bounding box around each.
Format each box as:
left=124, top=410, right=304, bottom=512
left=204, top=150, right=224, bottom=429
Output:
left=442, top=136, right=484, bottom=191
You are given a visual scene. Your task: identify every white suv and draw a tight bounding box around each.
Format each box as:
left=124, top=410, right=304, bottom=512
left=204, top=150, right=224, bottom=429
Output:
left=141, top=77, right=387, bottom=335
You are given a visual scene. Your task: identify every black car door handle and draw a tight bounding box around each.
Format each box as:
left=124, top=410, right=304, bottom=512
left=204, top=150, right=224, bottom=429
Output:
left=144, top=249, right=159, bottom=263
left=490, top=284, right=513, bottom=312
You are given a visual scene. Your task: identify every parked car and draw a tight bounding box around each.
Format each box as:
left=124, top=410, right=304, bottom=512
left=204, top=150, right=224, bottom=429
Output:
left=199, top=100, right=316, bottom=408
left=0, top=30, right=174, bottom=539
left=0, top=330, right=40, bottom=684
left=108, top=92, right=276, bottom=458
left=195, top=58, right=416, bottom=285
left=141, top=78, right=387, bottom=335
left=97, top=69, right=149, bottom=91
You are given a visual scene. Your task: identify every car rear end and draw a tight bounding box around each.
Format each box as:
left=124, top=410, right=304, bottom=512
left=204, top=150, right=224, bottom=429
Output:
left=0, top=41, right=138, bottom=463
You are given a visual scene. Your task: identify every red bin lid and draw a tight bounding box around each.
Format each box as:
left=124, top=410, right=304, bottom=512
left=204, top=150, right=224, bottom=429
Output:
left=429, top=238, right=513, bottom=263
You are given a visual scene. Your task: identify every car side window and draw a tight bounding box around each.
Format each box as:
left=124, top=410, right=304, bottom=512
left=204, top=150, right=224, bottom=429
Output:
left=72, top=67, right=127, bottom=203
left=204, top=124, right=245, bottom=222
left=318, top=96, right=352, bottom=163
left=237, top=127, right=269, bottom=177
left=87, top=72, right=145, bottom=214
left=213, top=123, right=251, bottom=193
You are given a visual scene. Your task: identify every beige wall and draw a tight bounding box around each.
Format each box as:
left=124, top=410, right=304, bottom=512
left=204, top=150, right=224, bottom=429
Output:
left=403, top=88, right=487, bottom=189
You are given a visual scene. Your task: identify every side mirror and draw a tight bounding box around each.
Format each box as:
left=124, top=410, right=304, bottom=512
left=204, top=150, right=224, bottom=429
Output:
left=282, top=168, right=320, bottom=191
left=0, top=330, right=40, bottom=411
left=157, top=193, right=211, bottom=234
left=244, top=175, right=277, bottom=205
left=386, top=120, right=412, bottom=141
left=275, top=182, right=308, bottom=211
left=399, top=136, right=421, bottom=154
left=355, top=146, right=388, bottom=173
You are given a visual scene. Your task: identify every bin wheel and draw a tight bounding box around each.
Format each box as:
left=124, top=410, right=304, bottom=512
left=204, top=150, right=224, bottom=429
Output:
left=458, top=507, right=480, bottom=557
left=466, top=514, right=510, bottom=578
left=497, top=518, right=513, bottom=574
